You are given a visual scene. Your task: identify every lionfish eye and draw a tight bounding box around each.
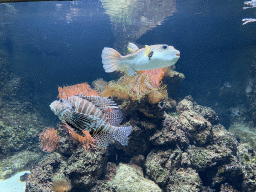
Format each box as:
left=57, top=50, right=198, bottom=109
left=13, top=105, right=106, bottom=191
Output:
left=60, top=99, right=64, bottom=103
left=162, top=45, right=168, bottom=49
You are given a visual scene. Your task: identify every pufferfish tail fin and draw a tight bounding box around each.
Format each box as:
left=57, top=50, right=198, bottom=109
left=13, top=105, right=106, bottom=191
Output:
left=113, top=126, right=132, bottom=146
left=102, top=47, right=121, bottom=73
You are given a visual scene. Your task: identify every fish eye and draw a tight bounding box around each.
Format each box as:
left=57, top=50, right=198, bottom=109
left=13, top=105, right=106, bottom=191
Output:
left=162, top=45, right=168, bottom=49
left=60, top=99, right=63, bottom=103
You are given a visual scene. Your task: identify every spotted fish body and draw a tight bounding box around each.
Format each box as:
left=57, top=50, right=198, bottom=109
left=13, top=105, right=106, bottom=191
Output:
left=50, top=95, right=132, bottom=147
left=102, top=42, right=180, bottom=76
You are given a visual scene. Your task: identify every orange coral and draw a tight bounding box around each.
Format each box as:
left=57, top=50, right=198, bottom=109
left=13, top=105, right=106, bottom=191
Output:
left=101, top=73, right=154, bottom=101
left=141, top=68, right=165, bottom=87
left=39, top=128, right=60, bottom=152
left=58, top=82, right=98, bottom=99
left=64, top=123, right=95, bottom=150
left=148, top=90, right=164, bottom=104
left=98, top=72, right=168, bottom=104
left=51, top=175, right=72, bottom=192
left=101, top=81, right=130, bottom=100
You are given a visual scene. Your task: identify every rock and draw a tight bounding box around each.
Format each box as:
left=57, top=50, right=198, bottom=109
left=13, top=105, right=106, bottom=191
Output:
left=188, top=145, right=232, bottom=171
left=194, top=105, right=219, bottom=125
left=65, top=147, right=108, bottom=189
left=167, top=168, right=202, bottom=192
left=145, top=149, right=183, bottom=188
left=176, top=96, right=194, bottom=113
left=108, top=163, right=162, bottom=192
left=149, top=115, right=188, bottom=147
left=26, top=153, right=67, bottom=192
left=0, top=151, right=41, bottom=179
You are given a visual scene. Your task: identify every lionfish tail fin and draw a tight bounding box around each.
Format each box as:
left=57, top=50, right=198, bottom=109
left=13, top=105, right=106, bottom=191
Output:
left=93, top=132, right=112, bottom=148
left=102, top=47, right=121, bottom=73
left=113, top=126, right=132, bottom=146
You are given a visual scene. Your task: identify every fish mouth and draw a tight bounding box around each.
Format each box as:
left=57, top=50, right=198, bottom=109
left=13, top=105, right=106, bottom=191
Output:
left=176, top=53, right=180, bottom=56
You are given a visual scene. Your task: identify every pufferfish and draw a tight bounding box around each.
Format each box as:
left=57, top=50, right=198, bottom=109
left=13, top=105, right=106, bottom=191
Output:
left=50, top=95, right=132, bottom=147
left=102, top=42, right=180, bottom=76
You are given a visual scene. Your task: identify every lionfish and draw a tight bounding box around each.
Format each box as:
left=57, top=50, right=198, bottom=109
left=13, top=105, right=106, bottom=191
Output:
left=50, top=95, right=132, bottom=147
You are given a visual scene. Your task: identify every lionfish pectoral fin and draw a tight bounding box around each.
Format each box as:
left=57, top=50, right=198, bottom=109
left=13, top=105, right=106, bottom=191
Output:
left=70, top=112, right=96, bottom=129
left=113, top=126, right=132, bottom=146
left=93, top=132, right=113, bottom=148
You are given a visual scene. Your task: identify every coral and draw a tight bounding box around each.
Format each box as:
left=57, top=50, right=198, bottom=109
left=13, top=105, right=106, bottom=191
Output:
left=58, top=82, right=98, bottom=99
left=51, top=174, right=72, bottom=192
left=147, top=88, right=167, bottom=104
left=99, top=73, right=168, bottom=104
left=92, top=78, right=108, bottom=93
left=39, top=128, right=60, bottom=153
left=64, top=123, right=95, bottom=150
left=141, top=68, right=165, bottom=87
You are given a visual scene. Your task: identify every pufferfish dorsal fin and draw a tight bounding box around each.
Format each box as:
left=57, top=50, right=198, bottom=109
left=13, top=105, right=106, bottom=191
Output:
left=127, top=42, right=139, bottom=53
left=144, top=45, right=151, bottom=57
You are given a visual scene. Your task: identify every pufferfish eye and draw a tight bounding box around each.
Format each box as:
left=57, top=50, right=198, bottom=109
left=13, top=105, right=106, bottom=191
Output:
left=162, top=45, right=168, bottom=49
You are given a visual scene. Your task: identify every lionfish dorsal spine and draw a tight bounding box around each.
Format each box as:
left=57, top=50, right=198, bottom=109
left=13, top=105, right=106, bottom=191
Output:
left=76, top=95, right=119, bottom=110
left=85, top=101, right=94, bottom=115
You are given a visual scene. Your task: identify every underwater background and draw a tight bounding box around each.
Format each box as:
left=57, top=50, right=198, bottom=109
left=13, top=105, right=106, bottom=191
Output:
left=0, top=0, right=256, bottom=191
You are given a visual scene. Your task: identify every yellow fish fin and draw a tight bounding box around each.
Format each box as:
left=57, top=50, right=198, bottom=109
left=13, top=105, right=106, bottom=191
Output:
left=128, top=47, right=134, bottom=53
left=144, top=45, right=151, bottom=57
left=127, top=42, right=139, bottom=53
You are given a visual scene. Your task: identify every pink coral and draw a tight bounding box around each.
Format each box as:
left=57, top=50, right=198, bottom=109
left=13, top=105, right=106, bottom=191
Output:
left=141, top=68, right=165, bottom=87
left=39, top=128, right=60, bottom=152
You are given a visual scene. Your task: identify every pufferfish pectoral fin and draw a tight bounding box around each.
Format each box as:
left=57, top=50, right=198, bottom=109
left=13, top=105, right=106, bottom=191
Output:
left=127, top=65, right=136, bottom=76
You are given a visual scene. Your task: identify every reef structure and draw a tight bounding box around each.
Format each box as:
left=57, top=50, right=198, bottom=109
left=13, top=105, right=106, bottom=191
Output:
left=26, top=66, right=256, bottom=191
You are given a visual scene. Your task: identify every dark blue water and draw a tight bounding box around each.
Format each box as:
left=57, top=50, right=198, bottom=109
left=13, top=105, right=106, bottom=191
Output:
left=0, top=0, right=255, bottom=124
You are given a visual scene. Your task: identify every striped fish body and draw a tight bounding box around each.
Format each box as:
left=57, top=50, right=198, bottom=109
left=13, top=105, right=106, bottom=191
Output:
left=64, top=96, right=114, bottom=134
left=50, top=95, right=132, bottom=147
